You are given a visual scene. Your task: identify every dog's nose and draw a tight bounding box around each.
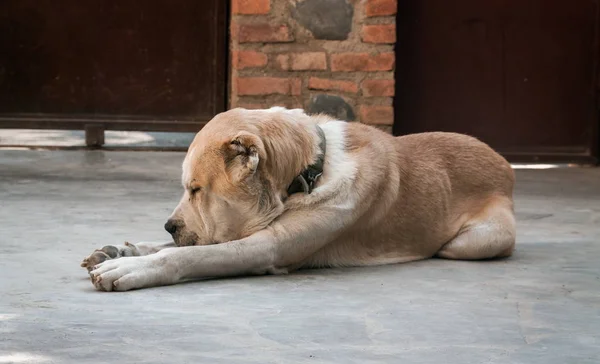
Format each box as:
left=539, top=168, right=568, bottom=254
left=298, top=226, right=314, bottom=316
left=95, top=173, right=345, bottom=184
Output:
left=164, top=219, right=179, bottom=235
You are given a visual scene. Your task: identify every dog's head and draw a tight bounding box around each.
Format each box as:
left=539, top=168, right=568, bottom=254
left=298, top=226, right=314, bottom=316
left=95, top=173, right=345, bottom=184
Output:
left=164, top=108, right=294, bottom=246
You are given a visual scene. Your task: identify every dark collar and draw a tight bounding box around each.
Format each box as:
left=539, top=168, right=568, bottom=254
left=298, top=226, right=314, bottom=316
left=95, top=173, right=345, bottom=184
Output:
left=286, top=125, right=326, bottom=195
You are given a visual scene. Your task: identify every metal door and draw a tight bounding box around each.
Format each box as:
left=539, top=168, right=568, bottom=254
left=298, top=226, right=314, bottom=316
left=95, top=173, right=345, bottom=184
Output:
left=0, top=0, right=228, bottom=135
left=395, top=0, right=599, bottom=163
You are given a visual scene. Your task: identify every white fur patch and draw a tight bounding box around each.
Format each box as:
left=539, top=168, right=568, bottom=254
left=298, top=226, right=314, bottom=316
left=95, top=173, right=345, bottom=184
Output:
left=287, top=119, right=358, bottom=209
left=267, top=106, right=287, bottom=113
left=318, top=121, right=357, bottom=194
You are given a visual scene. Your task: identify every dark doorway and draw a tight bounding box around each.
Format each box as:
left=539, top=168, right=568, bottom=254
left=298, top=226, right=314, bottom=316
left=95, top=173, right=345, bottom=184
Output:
left=395, top=0, right=599, bottom=163
left=0, top=0, right=228, bottom=133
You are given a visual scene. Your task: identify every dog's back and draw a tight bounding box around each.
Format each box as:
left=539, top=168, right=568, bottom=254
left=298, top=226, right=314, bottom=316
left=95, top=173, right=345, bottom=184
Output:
left=303, top=126, right=516, bottom=268
left=395, top=131, right=514, bottom=198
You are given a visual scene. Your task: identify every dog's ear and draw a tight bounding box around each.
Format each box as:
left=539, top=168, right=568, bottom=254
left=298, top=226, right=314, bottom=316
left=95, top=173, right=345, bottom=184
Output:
left=223, top=131, right=265, bottom=183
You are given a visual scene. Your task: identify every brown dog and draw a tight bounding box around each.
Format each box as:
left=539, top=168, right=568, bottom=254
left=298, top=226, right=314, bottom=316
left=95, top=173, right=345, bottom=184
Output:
left=82, top=107, right=515, bottom=291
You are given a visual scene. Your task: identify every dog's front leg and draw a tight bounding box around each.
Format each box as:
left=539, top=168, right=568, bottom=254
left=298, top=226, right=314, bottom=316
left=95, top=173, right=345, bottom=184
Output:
left=80, top=241, right=175, bottom=272
left=90, top=204, right=356, bottom=291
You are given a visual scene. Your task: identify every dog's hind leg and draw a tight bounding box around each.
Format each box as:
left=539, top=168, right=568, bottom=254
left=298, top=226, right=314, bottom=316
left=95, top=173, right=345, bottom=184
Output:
left=436, top=197, right=516, bottom=260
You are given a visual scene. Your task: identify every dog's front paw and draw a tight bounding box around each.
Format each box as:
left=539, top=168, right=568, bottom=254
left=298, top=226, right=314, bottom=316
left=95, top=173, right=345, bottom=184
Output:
left=89, top=254, right=174, bottom=292
left=80, top=242, right=140, bottom=272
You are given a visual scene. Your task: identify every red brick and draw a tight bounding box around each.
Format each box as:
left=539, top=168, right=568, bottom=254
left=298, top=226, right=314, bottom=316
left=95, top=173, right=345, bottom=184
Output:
left=361, top=24, right=396, bottom=44
left=275, top=54, right=290, bottom=70
left=237, top=77, right=301, bottom=96
left=331, top=53, right=395, bottom=72
left=276, top=52, right=327, bottom=71
left=238, top=24, right=294, bottom=43
left=291, top=52, right=327, bottom=70
left=290, top=78, right=302, bottom=95
left=232, top=50, right=268, bottom=69
left=232, top=0, right=270, bottom=14
left=361, top=79, right=395, bottom=97
left=230, top=22, right=239, bottom=41
left=365, top=0, right=397, bottom=17
left=308, top=77, right=358, bottom=93
left=360, top=105, right=394, bottom=125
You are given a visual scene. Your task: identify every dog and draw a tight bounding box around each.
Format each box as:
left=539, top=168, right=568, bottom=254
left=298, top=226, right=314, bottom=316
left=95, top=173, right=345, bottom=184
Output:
left=81, top=107, right=516, bottom=291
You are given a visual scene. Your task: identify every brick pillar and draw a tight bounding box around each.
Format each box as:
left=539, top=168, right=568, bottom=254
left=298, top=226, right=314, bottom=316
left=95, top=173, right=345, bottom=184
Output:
left=229, top=0, right=397, bottom=133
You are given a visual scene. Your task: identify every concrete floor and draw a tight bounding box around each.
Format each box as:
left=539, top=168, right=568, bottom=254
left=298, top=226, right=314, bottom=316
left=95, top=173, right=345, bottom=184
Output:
left=0, top=150, right=599, bottom=364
